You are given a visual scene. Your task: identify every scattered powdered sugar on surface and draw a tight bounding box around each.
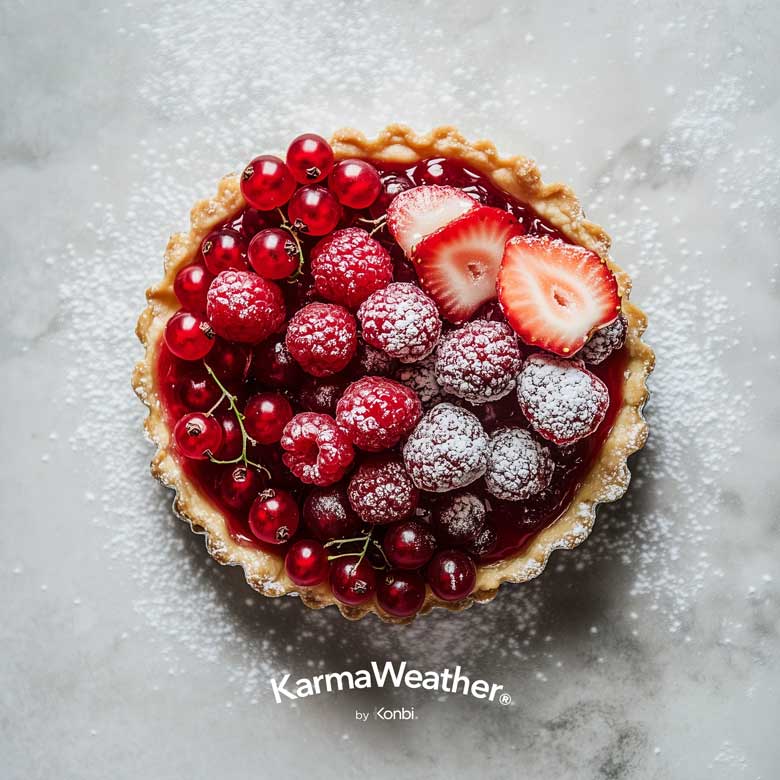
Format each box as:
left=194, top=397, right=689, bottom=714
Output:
left=49, top=1, right=768, bottom=712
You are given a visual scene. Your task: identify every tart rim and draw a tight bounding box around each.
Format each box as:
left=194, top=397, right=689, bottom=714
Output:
left=133, top=124, right=655, bottom=623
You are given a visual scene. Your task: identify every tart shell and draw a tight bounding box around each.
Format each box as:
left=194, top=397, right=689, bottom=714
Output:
left=133, top=125, right=654, bottom=623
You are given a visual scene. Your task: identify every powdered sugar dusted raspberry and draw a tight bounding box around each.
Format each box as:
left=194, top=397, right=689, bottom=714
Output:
left=579, top=312, right=628, bottom=365
left=484, top=427, right=553, bottom=500
left=205, top=270, right=285, bottom=343
left=297, top=376, right=347, bottom=415
left=435, top=319, right=522, bottom=404
left=347, top=455, right=419, bottom=524
left=516, top=353, right=610, bottom=445
left=467, top=522, right=498, bottom=558
left=432, top=491, right=487, bottom=546
left=402, top=403, right=489, bottom=492
left=310, top=227, right=394, bottom=309
left=357, top=282, right=442, bottom=363
left=394, top=354, right=447, bottom=408
left=285, top=302, right=357, bottom=377
left=280, top=412, right=354, bottom=486
left=335, top=376, right=422, bottom=452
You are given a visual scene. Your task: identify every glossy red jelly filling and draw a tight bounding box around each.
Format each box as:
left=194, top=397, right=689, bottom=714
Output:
left=155, top=157, right=626, bottom=564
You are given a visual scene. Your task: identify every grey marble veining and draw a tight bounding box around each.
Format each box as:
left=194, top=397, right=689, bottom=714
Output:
left=1, top=1, right=779, bottom=778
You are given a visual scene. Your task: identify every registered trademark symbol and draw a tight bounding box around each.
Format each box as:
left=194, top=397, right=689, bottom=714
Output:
left=499, top=693, right=512, bottom=706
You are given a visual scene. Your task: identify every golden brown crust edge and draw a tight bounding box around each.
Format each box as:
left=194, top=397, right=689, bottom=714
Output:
left=133, top=125, right=655, bottom=623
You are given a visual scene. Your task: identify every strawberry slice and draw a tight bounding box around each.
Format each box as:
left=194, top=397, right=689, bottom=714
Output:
left=497, top=235, right=621, bottom=356
left=412, top=206, right=523, bottom=324
left=387, top=185, right=476, bottom=256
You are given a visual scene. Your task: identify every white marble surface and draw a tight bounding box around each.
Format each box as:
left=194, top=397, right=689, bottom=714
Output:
left=1, top=1, right=779, bottom=778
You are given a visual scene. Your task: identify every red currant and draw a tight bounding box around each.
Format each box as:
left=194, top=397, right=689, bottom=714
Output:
left=219, top=466, right=263, bottom=509
left=248, top=489, right=300, bottom=544
left=201, top=228, right=247, bottom=275
left=285, top=133, right=334, bottom=184
left=285, top=539, right=329, bottom=586
left=178, top=371, right=221, bottom=411
left=377, top=570, right=426, bottom=618
left=173, top=413, right=222, bottom=460
left=252, top=335, right=302, bottom=389
left=247, top=228, right=299, bottom=279
left=329, top=557, right=377, bottom=606
left=383, top=521, right=437, bottom=570
left=426, top=550, right=476, bottom=602
left=164, top=311, right=215, bottom=361
left=241, top=155, right=296, bottom=211
left=206, top=339, right=252, bottom=383
left=287, top=186, right=342, bottom=236
left=215, top=415, right=243, bottom=460
left=369, top=172, right=413, bottom=217
left=174, top=264, right=212, bottom=313
left=303, top=486, right=362, bottom=542
left=243, top=392, right=293, bottom=445
left=328, top=159, right=382, bottom=209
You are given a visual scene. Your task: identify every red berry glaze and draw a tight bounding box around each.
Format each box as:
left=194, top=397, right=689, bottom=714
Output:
left=329, top=557, right=377, bottom=606
left=310, top=228, right=393, bottom=310
left=336, top=376, right=422, bottom=452
left=347, top=455, right=419, bottom=525
left=201, top=228, right=247, bottom=275
left=219, top=466, right=263, bottom=510
left=206, top=270, right=285, bottom=344
left=328, top=159, right=382, bottom=209
left=287, top=185, right=342, bottom=236
left=173, top=412, right=222, bottom=460
left=377, top=570, right=426, bottom=618
left=285, top=539, right=329, bottom=586
left=164, top=311, right=215, bottom=361
left=280, top=412, right=355, bottom=487
left=240, top=155, right=296, bottom=210
left=243, top=392, right=293, bottom=445
left=426, top=550, right=476, bottom=601
left=248, top=489, right=300, bottom=544
left=285, top=133, right=334, bottom=184
left=303, top=486, right=362, bottom=542
left=357, top=282, right=441, bottom=363
left=383, top=521, right=437, bottom=570
left=174, top=264, right=212, bottom=313
left=247, top=228, right=300, bottom=280
left=286, top=302, right=357, bottom=377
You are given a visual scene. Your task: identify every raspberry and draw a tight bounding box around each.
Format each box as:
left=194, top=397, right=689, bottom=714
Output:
left=357, top=282, right=442, bottom=363
left=310, top=228, right=394, bottom=309
left=347, top=455, right=419, bottom=524
left=580, top=313, right=627, bottom=365
left=516, top=353, right=610, bottom=445
left=432, top=491, right=487, bottom=546
left=280, top=412, right=355, bottom=487
left=402, top=403, right=489, bottom=492
left=286, top=302, right=357, bottom=377
left=484, top=427, right=553, bottom=500
left=336, top=376, right=422, bottom=452
left=435, top=320, right=522, bottom=404
left=303, top=485, right=362, bottom=541
left=394, top=354, right=447, bottom=408
left=467, top=522, right=498, bottom=558
left=206, top=270, right=285, bottom=343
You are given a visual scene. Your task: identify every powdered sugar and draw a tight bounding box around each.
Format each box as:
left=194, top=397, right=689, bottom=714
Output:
left=347, top=456, right=419, bottom=525
left=517, top=353, right=610, bottom=445
left=432, top=492, right=487, bottom=545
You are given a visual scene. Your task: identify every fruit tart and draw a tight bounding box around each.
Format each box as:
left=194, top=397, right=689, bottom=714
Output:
left=134, top=126, right=654, bottom=623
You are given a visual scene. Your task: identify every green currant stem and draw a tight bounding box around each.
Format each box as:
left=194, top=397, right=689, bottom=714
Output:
left=276, top=208, right=306, bottom=281
left=203, top=362, right=270, bottom=478
left=357, top=214, right=387, bottom=237
left=326, top=527, right=375, bottom=566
